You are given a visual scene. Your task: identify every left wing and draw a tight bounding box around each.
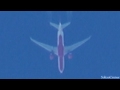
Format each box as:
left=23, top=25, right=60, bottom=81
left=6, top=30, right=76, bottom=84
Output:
left=30, top=37, right=58, bottom=55
left=64, top=36, right=91, bottom=55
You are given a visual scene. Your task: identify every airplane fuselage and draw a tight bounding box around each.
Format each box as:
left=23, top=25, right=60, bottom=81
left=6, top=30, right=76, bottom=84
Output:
left=57, top=26, right=64, bottom=73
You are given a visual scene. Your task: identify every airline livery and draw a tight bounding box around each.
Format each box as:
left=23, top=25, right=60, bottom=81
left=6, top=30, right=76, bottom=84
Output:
left=30, top=22, right=91, bottom=73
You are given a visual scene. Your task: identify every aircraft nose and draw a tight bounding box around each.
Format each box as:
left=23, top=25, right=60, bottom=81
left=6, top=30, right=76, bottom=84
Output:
left=60, top=69, right=63, bottom=73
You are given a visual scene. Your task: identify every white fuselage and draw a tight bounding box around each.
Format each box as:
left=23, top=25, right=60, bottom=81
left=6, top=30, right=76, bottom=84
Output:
left=57, top=24, right=65, bottom=73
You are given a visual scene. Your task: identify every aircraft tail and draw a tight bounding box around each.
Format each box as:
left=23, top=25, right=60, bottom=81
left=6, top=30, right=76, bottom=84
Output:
left=50, top=22, right=70, bottom=30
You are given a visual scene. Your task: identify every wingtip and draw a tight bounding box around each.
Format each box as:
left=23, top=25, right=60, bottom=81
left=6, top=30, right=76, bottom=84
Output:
left=30, top=37, right=33, bottom=41
left=89, top=35, right=92, bottom=39
left=68, top=22, right=71, bottom=24
left=49, top=22, right=53, bottom=25
left=65, top=22, right=71, bottom=25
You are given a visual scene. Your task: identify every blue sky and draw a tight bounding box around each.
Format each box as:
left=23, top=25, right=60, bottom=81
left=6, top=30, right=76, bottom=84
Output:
left=0, top=11, right=120, bottom=79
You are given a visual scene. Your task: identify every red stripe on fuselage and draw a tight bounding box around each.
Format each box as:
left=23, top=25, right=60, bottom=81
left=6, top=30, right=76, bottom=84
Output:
left=58, top=35, right=64, bottom=72
left=59, top=57, right=63, bottom=71
left=58, top=35, right=64, bottom=57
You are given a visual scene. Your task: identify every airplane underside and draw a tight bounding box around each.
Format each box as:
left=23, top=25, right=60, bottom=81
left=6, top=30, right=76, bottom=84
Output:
left=30, top=22, right=91, bottom=73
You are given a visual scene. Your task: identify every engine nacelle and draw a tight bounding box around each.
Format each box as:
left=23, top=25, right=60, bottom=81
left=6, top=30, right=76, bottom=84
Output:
left=50, top=53, right=54, bottom=60
left=68, top=53, right=72, bottom=59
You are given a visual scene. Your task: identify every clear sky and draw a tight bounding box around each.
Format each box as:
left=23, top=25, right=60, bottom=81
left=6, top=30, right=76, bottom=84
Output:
left=0, top=11, right=120, bottom=79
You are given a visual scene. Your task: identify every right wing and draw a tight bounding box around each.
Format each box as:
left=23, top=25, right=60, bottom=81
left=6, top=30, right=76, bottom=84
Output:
left=64, top=36, right=91, bottom=55
left=30, top=37, right=58, bottom=55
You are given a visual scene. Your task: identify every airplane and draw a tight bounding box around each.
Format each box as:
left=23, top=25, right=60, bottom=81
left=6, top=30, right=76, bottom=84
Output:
left=30, top=22, right=91, bottom=73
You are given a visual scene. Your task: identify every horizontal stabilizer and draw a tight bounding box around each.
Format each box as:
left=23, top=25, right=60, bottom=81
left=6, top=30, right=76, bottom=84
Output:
left=50, top=22, right=59, bottom=29
left=61, top=22, right=71, bottom=29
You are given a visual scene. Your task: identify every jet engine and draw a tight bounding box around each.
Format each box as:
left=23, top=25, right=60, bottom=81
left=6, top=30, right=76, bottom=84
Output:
left=50, top=53, right=54, bottom=60
left=68, top=53, right=72, bottom=59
